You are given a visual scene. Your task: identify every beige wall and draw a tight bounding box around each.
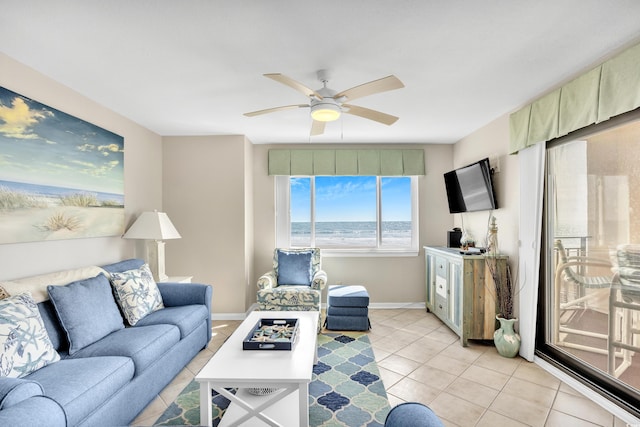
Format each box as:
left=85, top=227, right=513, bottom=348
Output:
left=453, top=113, right=520, bottom=315
left=244, top=138, right=255, bottom=310
left=0, top=51, right=519, bottom=314
left=251, top=143, right=455, bottom=307
left=162, top=135, right=252, bottom=315
left=0, top=53, right=163, bottom=280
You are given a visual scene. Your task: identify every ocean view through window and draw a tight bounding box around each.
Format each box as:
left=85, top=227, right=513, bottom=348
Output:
left=276, top=175, right=418, bottom=254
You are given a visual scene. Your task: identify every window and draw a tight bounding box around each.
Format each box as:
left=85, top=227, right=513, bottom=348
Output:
left=539, top=116, right=640, bottom=416
left=276, top=175, right=418, bottom=255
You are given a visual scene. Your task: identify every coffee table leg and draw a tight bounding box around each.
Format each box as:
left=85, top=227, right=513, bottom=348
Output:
left=199, top=381, right=213, bottom=427
left=299, top=383, right=309, bottom=427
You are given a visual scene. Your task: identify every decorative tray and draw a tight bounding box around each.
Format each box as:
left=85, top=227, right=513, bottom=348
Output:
left=242, top=318, right=299, bottom=350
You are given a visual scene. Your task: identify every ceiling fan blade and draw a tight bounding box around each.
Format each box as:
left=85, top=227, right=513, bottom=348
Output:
left=264, top=73, right=323, bottom=99
left=310, top=120, right=326, bottom=136
left=243, top=104, right=308, bottom=117
left=335, top=75, right=404, bottom=102
left=343, top=104, right=399, bottom=126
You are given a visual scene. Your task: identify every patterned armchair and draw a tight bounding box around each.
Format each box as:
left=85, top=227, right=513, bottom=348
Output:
left=257, top=248, right=327, bottom=327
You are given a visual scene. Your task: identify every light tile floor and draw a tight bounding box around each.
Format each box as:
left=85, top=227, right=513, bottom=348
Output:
left=132, top=309, right=628, bottom=427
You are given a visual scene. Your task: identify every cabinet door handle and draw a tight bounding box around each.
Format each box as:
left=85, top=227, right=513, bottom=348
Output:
left=438, top=304, right=443, bottom=310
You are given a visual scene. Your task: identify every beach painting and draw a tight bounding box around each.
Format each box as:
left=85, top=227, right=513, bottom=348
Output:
left=0, top=86, right=124, bottom=244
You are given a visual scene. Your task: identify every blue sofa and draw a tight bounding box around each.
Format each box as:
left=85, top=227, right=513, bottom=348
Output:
left=0, top=259, right=212, bottom=427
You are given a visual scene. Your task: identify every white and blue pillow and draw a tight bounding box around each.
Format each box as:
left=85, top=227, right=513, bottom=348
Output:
left=0, top=292, right=60, bottom=378
left=109, top=264, right=164, bottom=326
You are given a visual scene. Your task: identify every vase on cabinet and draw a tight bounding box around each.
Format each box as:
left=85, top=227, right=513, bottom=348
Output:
left=494, top=316, right=521, bottom=358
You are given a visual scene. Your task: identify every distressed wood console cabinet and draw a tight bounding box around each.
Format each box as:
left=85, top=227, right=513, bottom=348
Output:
left=424, top=246, right=508, bottom=346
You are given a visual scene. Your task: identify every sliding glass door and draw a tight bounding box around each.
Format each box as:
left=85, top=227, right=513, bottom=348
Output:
left=542, top=117, right=640, bottom=415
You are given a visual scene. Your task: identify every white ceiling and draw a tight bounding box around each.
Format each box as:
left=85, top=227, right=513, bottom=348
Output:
left=2, top=1, right=640, bottom=144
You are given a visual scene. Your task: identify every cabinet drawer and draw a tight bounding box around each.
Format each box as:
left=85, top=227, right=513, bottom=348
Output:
left=435, top=276, right=447, bottom=298
left=435, top=256, right=447, bottom=280
left=434, top=294, right=447, bottom=318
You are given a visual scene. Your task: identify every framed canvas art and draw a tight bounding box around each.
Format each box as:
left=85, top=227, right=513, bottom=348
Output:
left=0, top=86, right=124, bottom=244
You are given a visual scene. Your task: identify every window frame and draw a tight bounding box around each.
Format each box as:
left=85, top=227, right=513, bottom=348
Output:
left=275, top=175, right=419, bottom=257
left=536, top=110, right=640, bottom=419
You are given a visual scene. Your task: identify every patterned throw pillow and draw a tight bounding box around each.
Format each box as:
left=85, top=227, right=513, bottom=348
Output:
left=0, top=292, right=60, bottom=378
left=109, top=264, right=164, bottom=326
left=0, top=285, right=10, bottom=300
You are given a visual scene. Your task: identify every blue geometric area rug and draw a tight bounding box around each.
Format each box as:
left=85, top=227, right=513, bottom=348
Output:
left=155, top=332, right=390, bottom=426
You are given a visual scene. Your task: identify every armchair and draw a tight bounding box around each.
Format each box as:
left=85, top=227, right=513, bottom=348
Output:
left=608, top=244, right=640, bottom=378
left=554, top=239, right=613, bottom=354
left=257, top=248, right=327, bottom=327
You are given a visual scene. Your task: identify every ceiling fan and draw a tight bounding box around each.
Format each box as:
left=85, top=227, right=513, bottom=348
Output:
left=244, top=70, right=404, bottom=136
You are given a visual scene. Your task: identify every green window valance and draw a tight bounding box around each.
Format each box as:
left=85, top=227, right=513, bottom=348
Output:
left=268, top=149, right=425, bottom=176
left=510, top=42, right=640, bottom=153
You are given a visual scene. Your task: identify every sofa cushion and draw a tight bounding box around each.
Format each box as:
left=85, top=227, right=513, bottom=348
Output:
left=101, top=258, right=145, bottom=275
left=0, top=293, right=60, bottom=378
left=69, top=324, right=180, bottom=376
left=328, top=285, right=370, bottom=307
left=47, top=274, right=124, bottom=355
left=276, top=249, right=313, bottom=286
left=135, top=305, right=209, bottom=339
left=257, top=286, right=321, bottom=308
left=27, top=356, right=134, bottom=427
left=0, top=266, right=106, bottom=303
left=109, top=264, right=164, bottom=325
left=37, top=301, right=67, bottom=352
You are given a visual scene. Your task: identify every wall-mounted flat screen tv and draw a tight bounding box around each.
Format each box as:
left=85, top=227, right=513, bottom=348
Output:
left=443, top=158, right=497, bottom=214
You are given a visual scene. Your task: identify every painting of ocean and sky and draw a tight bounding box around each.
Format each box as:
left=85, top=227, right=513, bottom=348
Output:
left=0, top=86, right=124, bottom=244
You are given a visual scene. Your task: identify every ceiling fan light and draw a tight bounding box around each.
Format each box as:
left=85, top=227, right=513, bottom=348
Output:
left=310, top=103, right=341, bottom=122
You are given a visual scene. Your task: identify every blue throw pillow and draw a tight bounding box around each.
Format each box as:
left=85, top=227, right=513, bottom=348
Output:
left=47, top=273, right=124, bottom=355
left=277, top=250, right=313, bottom=286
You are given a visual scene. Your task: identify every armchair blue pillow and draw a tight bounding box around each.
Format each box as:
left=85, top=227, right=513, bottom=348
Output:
left=276, top=249, right=313, bottom=286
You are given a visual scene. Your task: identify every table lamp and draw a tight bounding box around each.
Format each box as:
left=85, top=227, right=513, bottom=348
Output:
left=122, top=210, right=181, bottom=281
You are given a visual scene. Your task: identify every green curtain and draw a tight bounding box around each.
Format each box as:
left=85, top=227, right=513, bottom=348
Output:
left=510, top=42, right=640, bottom=153
left=268, top=149, right=425, bottom=176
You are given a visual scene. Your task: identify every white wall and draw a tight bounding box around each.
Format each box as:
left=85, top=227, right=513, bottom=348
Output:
left=251, top=143, right=455, bottom=307
left=0, top=53, right=163, bottom=280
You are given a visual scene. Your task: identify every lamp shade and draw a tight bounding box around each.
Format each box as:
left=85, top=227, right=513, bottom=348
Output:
left=122, top=211, right=181, bottom=240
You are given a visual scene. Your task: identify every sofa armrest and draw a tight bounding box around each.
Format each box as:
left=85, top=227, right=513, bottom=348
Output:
left=157, top=282, right=211, bottom=307
left=157, top=282, right=213, bottom=343
left=257, top=271, right=277, bottom=290
left=312, top=269, right=328, bottom=290
left=0, top=377, right=43, bottom=410
left=0, top=395, right=66, bottom=427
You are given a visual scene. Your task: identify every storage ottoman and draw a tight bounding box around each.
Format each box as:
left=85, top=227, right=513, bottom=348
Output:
left=325, top=285, right=371, bottom=331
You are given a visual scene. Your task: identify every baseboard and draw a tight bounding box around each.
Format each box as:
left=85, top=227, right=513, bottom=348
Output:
left=534, top=356, right=640, bottom=424
left=369, top=302, right=426, bottom=310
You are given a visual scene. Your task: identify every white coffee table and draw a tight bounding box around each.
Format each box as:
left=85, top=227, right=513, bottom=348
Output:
left=196, top=310, right=319, bottom=427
